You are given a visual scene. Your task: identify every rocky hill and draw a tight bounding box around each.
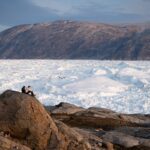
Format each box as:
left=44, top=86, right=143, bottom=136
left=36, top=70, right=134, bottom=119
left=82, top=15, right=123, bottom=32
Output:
left=0, top=20, right=150, bottom=59
left=0, top=90, right=150, bottom=150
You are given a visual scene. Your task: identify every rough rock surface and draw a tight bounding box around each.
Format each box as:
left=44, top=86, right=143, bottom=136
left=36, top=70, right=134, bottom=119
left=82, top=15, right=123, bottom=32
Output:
left=0, top=135, right=31, bottom=150
left=0, top=90, right=96, bottom=150
left=54, top=120, right=91, bottom=150
left=102, top=131, right=150, bottom=149
left=49, top=102, right=150, bottom=150
left=49, top=104, right=150, bottom=129
left=0, top=90, right=150, bottom=150
left=0, top=90, right=61, bottom=150
left=50, top=102, right=84, bottom=115
left=0, top=20, right=149, bottom=60
left=46, top=102, right=84, bottom=121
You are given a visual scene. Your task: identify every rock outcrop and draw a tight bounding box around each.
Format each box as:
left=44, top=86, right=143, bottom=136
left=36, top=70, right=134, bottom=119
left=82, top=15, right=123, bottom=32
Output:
left=48, top=102, right=150, bottom=150
left=0, top=135, right=31, bottom=150
left=0, top=20, right=150, bottom=60
left=0, top=90, right=150, bottom=150
left=102, top=131, right=150, bottom=149
left=0, top=90, right=61, bottom=150
left=0, top=90, right=96, bottom=150
left=49, top=103, right=150, bottom=129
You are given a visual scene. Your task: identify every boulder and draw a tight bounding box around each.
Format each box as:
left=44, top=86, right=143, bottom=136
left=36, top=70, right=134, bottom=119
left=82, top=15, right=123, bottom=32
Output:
left=55, top=120, right=91, bottom=150
left=47, top=104, right=123, bottom=128
left=50, top=106, right=150, bottom=129
left=51, top=102, right=84, bottom=114
left=88, top=107, right=116, bottom=113
left=115, top=127, right=150, bottom=139
left=102, top=131, right=150, bottom=149
left=0, top=135, right=31, bottom=150
left=118, top=114, right=150, bottom=127
left=0, top=90, right=150, bottom=150
left=46, top=102, right=85, bottom=122
left=58, top=109, right=127, bottom=129
left=0, top=90, right=60, bottom=150
left=73, top=127, right=103, bottom=150
left=102, top=131, right=140, bottom=148
left=0, top=90, right=94, bottom=150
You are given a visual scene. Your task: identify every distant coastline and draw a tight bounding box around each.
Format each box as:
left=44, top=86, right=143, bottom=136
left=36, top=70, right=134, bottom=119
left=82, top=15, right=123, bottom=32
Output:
left=0, top=20, right=149, bottom=60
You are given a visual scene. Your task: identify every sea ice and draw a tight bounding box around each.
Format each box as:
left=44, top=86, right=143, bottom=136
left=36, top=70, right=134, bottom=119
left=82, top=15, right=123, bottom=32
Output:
left=0, top=60, right=150, bottom=114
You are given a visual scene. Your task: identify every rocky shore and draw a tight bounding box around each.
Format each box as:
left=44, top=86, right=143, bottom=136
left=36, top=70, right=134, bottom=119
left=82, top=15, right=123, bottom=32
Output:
left=0, top=90, right=150, bottom=150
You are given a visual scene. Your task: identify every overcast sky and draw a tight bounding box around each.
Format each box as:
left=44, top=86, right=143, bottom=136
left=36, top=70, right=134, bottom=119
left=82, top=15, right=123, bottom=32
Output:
left=0, top=0, right=150, bottom=31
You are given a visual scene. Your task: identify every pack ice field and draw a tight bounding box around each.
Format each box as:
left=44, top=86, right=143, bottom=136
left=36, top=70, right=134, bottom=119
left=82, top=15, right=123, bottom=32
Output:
left=0, top=60, right=150, bottom=114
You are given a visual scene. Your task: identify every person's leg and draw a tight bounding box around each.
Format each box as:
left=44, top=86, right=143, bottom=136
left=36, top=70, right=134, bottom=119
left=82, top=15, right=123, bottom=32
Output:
left=27, top=91, right=35, bottom=96
left=26, top=91, right=30, bottom=95
left=31, top=91, right=35, bottom=96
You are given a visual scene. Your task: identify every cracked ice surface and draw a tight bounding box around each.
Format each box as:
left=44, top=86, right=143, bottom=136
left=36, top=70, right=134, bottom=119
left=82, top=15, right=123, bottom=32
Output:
left=0, top=60, right=150, bottom=114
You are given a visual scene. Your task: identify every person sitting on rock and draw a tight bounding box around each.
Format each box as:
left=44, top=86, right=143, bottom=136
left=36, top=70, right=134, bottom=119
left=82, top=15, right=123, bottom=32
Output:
left=21, top=85, right=35, bottom=97
left=21, top=86, right=26, bottom=94
left=26, top=86, right=36, bottom=97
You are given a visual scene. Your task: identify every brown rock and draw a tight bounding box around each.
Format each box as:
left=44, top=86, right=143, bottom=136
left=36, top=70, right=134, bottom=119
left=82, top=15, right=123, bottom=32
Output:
left=51, top=102, right=84, bottom=115
left=88, top=107, right=116, bottom=114
left=0, top=90, right=150, bottom=150
left=53, top=107, right=150, bottom=129
left=102, top=131, right=150, bottom=149
left=58, top=109, right=127, bottom=129
left=47, top=102, right=85, bottom=121
left=115, top=127, right=150, bottom=139
left=102, top=141, right=114, bottom=150
left=0, top=90, right=96, bottom=150
left=118, top=114, right=150, bottom=126
left=55, top=120, right=91, bottom=150
left=139, top=138, right=150, bottom=148
left=73, top=127, right=103, bottom=150
left=102, top=131, right=140, bottom=148
left=0, top=135, right=31, bottom=150
left=0, top=90, right=60, bottom=150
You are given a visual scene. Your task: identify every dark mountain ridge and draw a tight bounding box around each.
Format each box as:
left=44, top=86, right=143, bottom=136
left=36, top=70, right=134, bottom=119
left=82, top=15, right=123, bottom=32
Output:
left=0, top=20, right=149, bottom=59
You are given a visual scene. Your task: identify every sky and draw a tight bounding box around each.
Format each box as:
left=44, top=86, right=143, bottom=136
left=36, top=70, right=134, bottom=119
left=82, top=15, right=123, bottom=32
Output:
left=0, top=0, right=150, bottom=31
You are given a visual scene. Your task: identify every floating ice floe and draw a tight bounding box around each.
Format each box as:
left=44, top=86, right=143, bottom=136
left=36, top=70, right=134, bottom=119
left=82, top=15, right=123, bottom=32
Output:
left=64, top=76, right=128, bottom=97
